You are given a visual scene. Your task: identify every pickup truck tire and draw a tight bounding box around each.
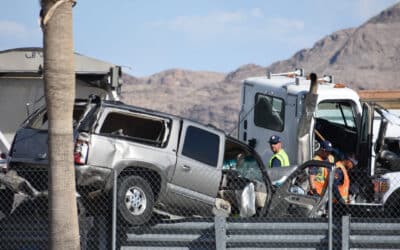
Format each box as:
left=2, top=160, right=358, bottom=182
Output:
left=117, top=175, right=154, bottom=226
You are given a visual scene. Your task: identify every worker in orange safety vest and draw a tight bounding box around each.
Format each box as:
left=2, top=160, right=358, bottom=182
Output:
left=308, top=140, right=335, bottom=196
left=333, top=154, right=358, bottom=204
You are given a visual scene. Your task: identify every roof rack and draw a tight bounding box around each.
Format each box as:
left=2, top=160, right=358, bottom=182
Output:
left=304, top=74, right=334, bottom=84
left=267, top=68, right=304, bottom=79
left=318, top=75, right=334, bottom=84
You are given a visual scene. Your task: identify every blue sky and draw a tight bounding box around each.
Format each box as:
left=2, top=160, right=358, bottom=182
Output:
left=1, top=0, right=398, bottom=76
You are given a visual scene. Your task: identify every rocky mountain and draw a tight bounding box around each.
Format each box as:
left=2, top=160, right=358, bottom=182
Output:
left=121, top=2, right=400, bottom=132
left=268, top=2, right=400, bottom=90
left=121, top=69, right=228, bottom=129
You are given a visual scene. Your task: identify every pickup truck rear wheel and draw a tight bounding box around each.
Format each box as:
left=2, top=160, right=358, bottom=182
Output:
left=117, top=175, right=154, bottom=225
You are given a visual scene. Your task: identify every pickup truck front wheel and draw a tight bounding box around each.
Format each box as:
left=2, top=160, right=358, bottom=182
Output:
left=117, top=175, right=154, bottom=226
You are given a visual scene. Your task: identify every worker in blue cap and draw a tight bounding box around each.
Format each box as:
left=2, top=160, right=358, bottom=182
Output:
left=268, top=135, right=290, bottom=168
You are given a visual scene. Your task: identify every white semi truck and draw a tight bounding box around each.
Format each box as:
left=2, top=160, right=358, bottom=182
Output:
left=238, top=69, right=400, bottom=215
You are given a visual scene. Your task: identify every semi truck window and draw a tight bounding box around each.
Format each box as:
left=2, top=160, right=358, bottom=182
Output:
left=254, top=93, right=285, bottom=132
left=182, top=126, right=219, bottom=167
left=316, top=102, right=356, bottom=129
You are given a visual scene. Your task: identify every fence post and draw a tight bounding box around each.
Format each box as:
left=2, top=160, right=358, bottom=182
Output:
left=342, top=215, right=350, bottom=250
left=214, top=215, right=226, bottom=250
left=328, top=165, right=334, bottom=250
left=111, top=171, right=117, bottom=250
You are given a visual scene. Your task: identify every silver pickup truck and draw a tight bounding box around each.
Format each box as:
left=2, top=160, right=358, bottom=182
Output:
left=5, top=96, right=272, bottom=225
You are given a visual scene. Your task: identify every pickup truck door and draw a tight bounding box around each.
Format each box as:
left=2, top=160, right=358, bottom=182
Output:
left=171, top=121, right=223, bottom=209
left=268, top=161, right=329, bottom=218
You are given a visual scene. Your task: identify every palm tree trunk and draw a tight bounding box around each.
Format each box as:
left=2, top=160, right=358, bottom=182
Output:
left=41, top=0, right=80, bottom=249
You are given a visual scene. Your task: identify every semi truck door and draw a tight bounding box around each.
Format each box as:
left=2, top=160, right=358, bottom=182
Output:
left=247, top=93, right=287, bottom=166
left=357, top=103, right=374, bottom=171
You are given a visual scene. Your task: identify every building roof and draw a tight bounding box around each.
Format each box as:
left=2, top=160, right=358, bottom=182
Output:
left=0, top=47, right=117, bottom=75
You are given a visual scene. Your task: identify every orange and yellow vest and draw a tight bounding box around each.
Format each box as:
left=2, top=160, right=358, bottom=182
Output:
left=312, top=154, right=335, bottom=196
left=334, top=161, right=350, bottom=204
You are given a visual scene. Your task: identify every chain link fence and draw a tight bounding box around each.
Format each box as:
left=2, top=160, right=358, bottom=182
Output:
left=1, top=161, right=400, bottom=249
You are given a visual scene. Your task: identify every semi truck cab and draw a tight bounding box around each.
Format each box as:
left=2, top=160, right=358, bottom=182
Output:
left=239, top=69, right=364, bottom=165
left=238, top=69, right=400, bottom=213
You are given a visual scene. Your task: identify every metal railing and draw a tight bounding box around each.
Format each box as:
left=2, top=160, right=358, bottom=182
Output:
left=1, top=166, right=400, bottom=249
left=342, top=216, right=400, bottom=249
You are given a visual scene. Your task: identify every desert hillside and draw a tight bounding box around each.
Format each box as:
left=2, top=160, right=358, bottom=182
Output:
left=122, top=2, right=400, bottom=132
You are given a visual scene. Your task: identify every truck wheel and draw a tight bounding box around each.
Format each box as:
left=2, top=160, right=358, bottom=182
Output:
left=117, top=175, right=154, bottom=226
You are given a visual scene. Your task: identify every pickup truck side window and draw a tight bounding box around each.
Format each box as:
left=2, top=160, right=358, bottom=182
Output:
left=182, top=126, right=219, bottom=167
left=254, top=93, right=285, bottom=132
left=99, top=112, right=168, bottom=147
